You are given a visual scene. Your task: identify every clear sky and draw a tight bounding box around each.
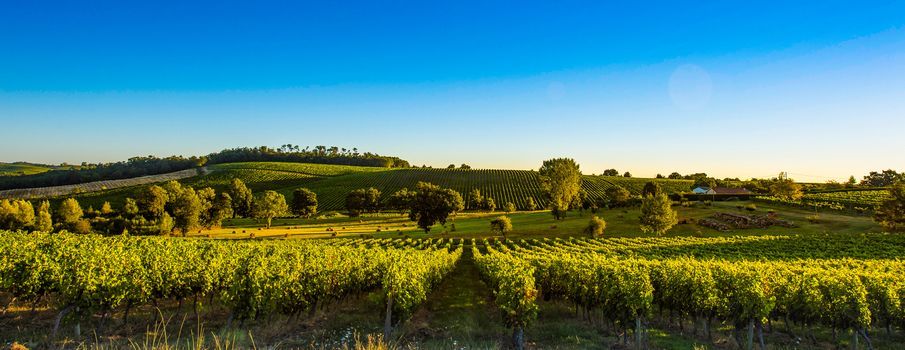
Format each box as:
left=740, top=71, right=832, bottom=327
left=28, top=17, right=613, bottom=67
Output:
left=1, top=1, right=904, bottom=181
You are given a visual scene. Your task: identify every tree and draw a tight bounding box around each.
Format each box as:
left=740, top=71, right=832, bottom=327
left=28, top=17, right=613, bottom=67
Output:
left=170, top=185, right=202, bottom=236
left=623, top=171, right=632, bottom=178
left=123, top=198, right=139, bottom=218
left=0, top=199, right=35, bottom=231
left=34, top=200, right=53, bottom=232
left=605, top=186, right=631, bottom=207
left=584, top=216, right=606, bottom=238
left=656, top=174, right=664, bottom=179
left=346, top=188, right=381, bottom=217
left=769, top=177, right=803, bottom=201
left=157, top=212, right=174, bottom=235
left=208, top=192, right=233, bottom=228
left=639, top=193, right=677, bottom=235
left=642, top=182, right=662, bottom=197
left=253, top=190, right=288, bottom=228
left=460, top=164, right=472, bottom=170
left=468, top=189, right=484, bottom=210
left=99, top=201, right=114, bottom=216
left=539, top=158, right=582, bottom=220
left=526, top=197, right=537, bottom=211
left=874, top=182, right=905, bottom=231
left=139, top=185, right=168, bottom=219
left=57, top=198, right=84, bottom=226
left=668, top=172, right=683, bottom=179
left=692, top=176, right=717, bottom=189
left=504, top=202, right=516, bottom=213
left=602, top=169, right=619, bottom=176
left=483, top=197, right=497, bottom=212
left=387, top=188, right=414, bottom=213
left=408, top=182, right=462, bottom=233
left=447, top=164, right=456, bottom=169
left=290, top=188, right=318, bottom=218
left=846, top=175, right=858, bottom=188
left=861, top=170, right=904, bottom=187
left=490, top=216, right=512, bottom=236
left=228, top=178, right=254, bottom=218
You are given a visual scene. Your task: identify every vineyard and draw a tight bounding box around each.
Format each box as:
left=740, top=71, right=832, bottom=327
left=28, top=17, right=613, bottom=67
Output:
left=3, top=230, right=905, bottom=348
left=756, top=189, right=891, bottom=212
left=473, top=233, right=905, bottom=349
left=0, top=231, right=462, bottom=339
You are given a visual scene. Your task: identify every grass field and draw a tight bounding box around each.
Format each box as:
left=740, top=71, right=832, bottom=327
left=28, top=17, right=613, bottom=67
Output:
left=188, top=200, right=881, bottom=242
left=0, top=162, right=54, bottom=176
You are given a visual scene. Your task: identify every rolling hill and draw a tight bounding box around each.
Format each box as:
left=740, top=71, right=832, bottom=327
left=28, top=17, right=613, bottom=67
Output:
left=0, top=162, right=55, bottom=176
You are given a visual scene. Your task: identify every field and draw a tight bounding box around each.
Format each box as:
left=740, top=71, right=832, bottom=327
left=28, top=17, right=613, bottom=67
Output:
left=0, top=162, right=54, bottom=176
left=3, top=161, right=902, bottom=350
left=756, top=188, right=892, bottom=212
left=0, top=168, right=202, bottom=200
left=62, top=162, right=693, bottom=210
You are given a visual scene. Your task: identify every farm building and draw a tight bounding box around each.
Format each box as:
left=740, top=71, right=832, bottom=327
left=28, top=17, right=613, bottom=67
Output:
left=692, top=186, right=752, bottom=195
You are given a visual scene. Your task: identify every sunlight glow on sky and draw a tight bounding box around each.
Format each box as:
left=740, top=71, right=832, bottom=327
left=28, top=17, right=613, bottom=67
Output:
left=1, top=1, right=904, bottom=181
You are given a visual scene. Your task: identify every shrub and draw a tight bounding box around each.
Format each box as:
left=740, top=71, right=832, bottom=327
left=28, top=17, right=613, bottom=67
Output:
left=583, top=216, right=606, bottom=238
left=745, top=203, right=757, bottom=211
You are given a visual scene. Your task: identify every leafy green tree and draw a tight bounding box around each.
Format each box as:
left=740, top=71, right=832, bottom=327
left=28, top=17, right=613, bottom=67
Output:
left=490, top=216, right=512, bottom=236
left=875, top=182, right=905, bottom=231
left=539, top=158, right=582, bottom=220
left=460, top=164, right=471, bottom=170
left=387, top=188, right=414, bottom=213
left=846, top=175, right=858, bottom=188
left=468, top=189, right=484, bottom=210
left=602, top=169, right=619, bottom=176
left=639, top=193, right=678, bottom=235
left=483, top=197, right=497, bottom=212
left=769, top=177, right=803, bottom=201
left=0, top=199, right=35, bottom=231
left=122, top=198, right=139, bottom=218
left=861, top=170, right=904, bottom=187
left=584, top=216, right=606, bottom=237
left=668, top=172, right=683, bottom=179
left=100, top=201, right=114, bottom=216
left=157, top=212, right=174, bottom=235
left=34, top=200, right=53, bottom=232
left=623, top=171, right=632, bottom=178
left=228, top=178, right=254, bottom=218
left=138, top=185, right=168, bottom=219
left=364, top=187, right=382, bottom=213
left=693, top=176, right=717, bottom=189
left=504, top=202, right=516, bottom=213
left=208, top=192, right=233, bottom=227
left=525, top=197, right=537, bottom=211
left=656, top=174, right=664, bottom=179
left=447, top=164, right=456, bottom=169
left=290, top=188, right=318, bottom=218
left=642, top=181, right=662, bottom=197
left=57, top=198, right=84, bottom=226
left=605, top=186, right=631, bottom=207
left=170, top=186, right=202, bottom=236
left=253, top=190, right=288, bottom=228
left=408, top=182, right=462, bottom=233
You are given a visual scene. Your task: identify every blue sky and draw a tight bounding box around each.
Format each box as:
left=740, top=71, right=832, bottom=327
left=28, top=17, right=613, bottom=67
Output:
left=1, top=1, right=904, bottom=181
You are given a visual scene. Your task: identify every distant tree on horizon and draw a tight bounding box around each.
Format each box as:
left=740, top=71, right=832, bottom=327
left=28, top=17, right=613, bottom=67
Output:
left=875, top=182, right=905, bottom=231
left=602, top=169, right=619, bottom=176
